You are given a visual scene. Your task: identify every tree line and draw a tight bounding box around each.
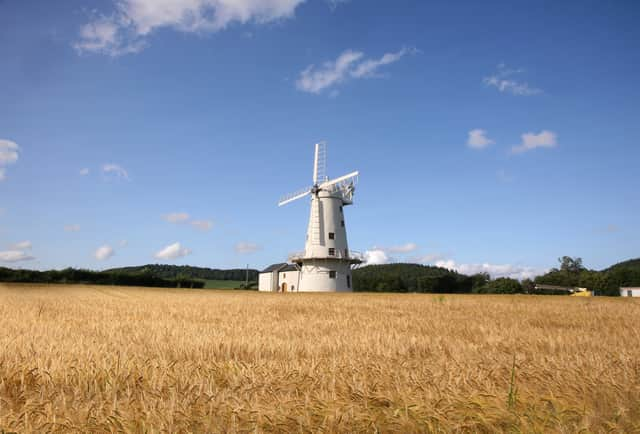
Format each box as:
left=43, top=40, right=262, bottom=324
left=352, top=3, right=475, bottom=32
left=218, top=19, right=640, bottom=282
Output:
left=106, top=264, right=258, bottom=281
left=0, top=267, right=205, bottom=288
left=353, top=256, right=640, bottom=295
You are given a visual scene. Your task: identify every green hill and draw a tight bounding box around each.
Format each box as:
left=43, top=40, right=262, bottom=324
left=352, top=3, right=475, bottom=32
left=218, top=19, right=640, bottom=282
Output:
left=106, top=264, right=258, bottom=282
left=353, top=263, right=473, bottom=293
left=603, top=258, right=640, bottom=273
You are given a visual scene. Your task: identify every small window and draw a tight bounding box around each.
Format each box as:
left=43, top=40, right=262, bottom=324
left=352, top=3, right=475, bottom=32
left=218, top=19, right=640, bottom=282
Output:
left=328, top=232, right=335, bottom=240
left=341, top=220, right=344, bottom=227
left=329, top=270, right=336, bottom=279
left=347, top=275, right=351, bottom=288
left=340, top=206, right=343, bottom=212
left=283, top=273, right=286, bottom=278
left=344, top=249, right=348, bottom=257
left=328, top=248, right=335, bottom=256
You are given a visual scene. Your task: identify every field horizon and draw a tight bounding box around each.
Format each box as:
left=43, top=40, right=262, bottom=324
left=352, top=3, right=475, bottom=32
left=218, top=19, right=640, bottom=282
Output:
left=1, top=283, right=639, bottom=432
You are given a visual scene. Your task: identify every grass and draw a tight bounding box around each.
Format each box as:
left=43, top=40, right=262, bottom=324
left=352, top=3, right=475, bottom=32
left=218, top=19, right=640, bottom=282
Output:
left=1, top=283, right=639, bottom=432
left=202, top=279, right=245, bottom=289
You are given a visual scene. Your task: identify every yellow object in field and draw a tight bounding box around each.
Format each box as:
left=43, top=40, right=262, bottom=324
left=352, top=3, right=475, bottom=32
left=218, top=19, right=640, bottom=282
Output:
left=571, top=289, right=593, bottom=297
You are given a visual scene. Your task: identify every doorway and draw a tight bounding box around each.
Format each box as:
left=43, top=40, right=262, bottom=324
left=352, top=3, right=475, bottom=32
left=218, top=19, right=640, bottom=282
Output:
left=281, top=282, right=288, bottom=292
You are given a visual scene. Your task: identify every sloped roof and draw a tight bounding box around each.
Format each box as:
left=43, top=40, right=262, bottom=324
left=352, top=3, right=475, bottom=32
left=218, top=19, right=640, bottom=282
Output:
left=279, top=264, right=298, bottom=272
left=261, top=263, right=288, bottom=273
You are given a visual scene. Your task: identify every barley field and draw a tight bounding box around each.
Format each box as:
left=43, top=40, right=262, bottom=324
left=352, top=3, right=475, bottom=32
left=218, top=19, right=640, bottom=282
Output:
left=0, top=283, right=639, bottom=433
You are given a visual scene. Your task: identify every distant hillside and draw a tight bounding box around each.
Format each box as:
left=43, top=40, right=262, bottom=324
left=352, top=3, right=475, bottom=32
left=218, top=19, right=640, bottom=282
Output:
left=106, top=264, right=258, bottom=282
left=603, top=258, right=640, bottom=273
left=353, top=263, right=473, bottom=293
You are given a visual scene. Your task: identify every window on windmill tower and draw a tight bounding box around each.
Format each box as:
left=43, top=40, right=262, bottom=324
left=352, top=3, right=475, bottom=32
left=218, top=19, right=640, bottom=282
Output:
left=339, top=206, right=343, bottom=213
left=329, top=270, right=336, bottom=278
left=328, top=248, right=335, bottom=256
left=341, top=220, right=345, bottom=227
left=328, top=232, right=335, bottom=240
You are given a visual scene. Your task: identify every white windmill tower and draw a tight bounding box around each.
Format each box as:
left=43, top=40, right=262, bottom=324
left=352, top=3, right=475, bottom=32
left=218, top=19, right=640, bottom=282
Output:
left=278, top=142, right=362, bottom=292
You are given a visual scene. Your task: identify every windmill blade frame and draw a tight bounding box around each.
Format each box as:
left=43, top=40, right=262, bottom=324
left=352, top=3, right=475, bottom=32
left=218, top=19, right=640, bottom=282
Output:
left=278, top=188, right=312, bottom=206
left=320, top=170, right=359, bottom=191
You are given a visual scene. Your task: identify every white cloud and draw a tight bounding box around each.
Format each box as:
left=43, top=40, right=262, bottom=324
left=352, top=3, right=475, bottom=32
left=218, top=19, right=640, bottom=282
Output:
left=64, top=224, right=81, bottom=232
left=0, top=139, right=19, bottom=181
left=10, top=240, right=32, bottom=250
left=235, top=242, right=261, bottom=253
left=386, top=242, right=418, bottom=254
left=296, top=47, right=415, bottom=94
left=191, top=220, right=213, bottom=231
left=0, top=250, right=35, bottom=262
left=467, top=129, right=494, bottom=149
left=327, top=0, right=349, bottom=10
left=75, top=0, right=306, bottom=56
left=0, top=140, right=19, bottom=164
left=296, top=49, right=363, bottom=94
left=511, top=130, right=557, bottom=154
left=94, top=245, right=115, bottom=261
left=154, top=242, right=192, bottom=260
left=102, top=163, right=129, bottom=180
left=363, top=249, right=390, bottom=265
left=483, top=64, right=541, bottom=96
left=163, top=213, right=212, bottom=231
left=163, top=212, right=190, bottom=223
left=434, top=259, right=544, bottom=280
left=79, top=168, right=90, bottom=176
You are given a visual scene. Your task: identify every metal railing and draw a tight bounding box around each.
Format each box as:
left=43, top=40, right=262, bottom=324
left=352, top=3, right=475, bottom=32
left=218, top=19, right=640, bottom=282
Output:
left=288, top=249, right=364, bottom=262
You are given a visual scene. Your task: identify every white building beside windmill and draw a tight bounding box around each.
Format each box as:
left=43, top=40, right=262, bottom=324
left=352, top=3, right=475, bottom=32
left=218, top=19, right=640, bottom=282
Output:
left=259, top=142, right=362, bottom=292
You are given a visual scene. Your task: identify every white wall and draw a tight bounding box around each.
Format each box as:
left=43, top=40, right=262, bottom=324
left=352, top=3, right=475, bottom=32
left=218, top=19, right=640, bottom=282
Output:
left=278, top=270, right=300, bottom=292
left=298, top=259, right=352, bottom=292
left=258, top=273, right=273, bottom=292
left=620, top=287, right=640, bottom=297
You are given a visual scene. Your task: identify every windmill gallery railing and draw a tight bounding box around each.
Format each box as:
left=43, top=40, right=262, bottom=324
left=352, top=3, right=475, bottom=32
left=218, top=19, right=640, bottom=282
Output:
left=288, top=249, right=364, bottom=263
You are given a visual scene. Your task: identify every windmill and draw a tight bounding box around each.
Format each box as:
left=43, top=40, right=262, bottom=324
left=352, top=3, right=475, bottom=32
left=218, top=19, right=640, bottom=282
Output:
left=278, top=142, right=362, bottom=292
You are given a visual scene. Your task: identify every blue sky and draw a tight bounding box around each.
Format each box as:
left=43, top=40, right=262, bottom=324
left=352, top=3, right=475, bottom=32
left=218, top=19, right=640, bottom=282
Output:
left=1, top=0, right=639, bottom=278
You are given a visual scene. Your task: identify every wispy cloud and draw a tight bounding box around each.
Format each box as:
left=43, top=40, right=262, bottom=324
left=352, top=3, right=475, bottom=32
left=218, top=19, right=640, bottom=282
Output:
left=79, top=168, right=90, bottom=176
left=94, top=245, right=114, bottom=261
left=10, top=240, right=32, bottom=250
left=190, top=220, right=213, bottom=231
left=154, top=242, right=191, bottom=260
left=467, top=129, right=494, bottom=150
left=119, top=239, right=129, bottom=247
left=0, top=250, right=35, bottom=262
left=483, top=64, right=541, bottom=96
left=162, top=213, right=213, bottom=231
left=163, top=212, right=190, bottom=224
left=64, top=224, right=81, bottom=232
left=435, top=259, right=544, bottom=280
left=235, top=242, right=261, bottom=254
left=74, top=0, right=306, bottom=56
left=385, top=242, right=418, bottom=254
left=511, top=130, right=557, bottom=154
left=0, top=139, right=19, bottom=181
left=102, top=163, right=129, bottom=180
left=410, top=253, right=445, bottom=263
left=296, top=47, right=416, bottom=94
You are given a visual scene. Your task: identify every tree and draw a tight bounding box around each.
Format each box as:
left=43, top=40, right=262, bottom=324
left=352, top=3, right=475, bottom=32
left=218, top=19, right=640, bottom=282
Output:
left=478, top=278, right=523, bottom=294
left=558, top=256, right=584, bottom=273
left=471, top=273, right=490, bottom=290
